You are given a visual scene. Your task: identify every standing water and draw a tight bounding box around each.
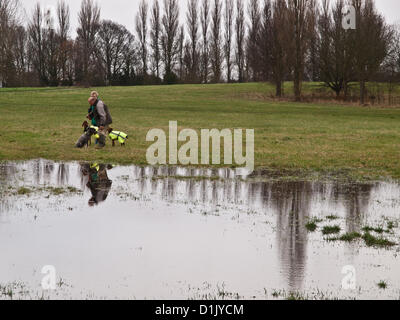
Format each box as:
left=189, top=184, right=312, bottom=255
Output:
left=0, top=159, right=399, bottom=300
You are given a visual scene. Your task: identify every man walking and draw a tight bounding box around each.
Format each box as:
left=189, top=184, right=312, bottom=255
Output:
left=88, top=96, right=113, bottom=148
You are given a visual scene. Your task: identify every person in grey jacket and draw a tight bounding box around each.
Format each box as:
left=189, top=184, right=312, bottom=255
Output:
left=88, top=97, right=113, bottom=148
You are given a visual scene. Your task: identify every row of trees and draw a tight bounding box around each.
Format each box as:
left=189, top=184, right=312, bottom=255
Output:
left=1, top=0, right=399, bottom=102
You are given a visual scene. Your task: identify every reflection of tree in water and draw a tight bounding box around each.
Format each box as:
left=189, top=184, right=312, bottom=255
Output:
left=43, top=161, right=55, bottom=184
left=276, top=182, right=312, bottom=291
left=331, top=183, right=373, bottom=233
left=0, top=162, right=17, bottom=183
left=0, top=162, right=18, bottom=215
left=160, top=167, right=177, bottom=200
left=136, top=166, right=149, bottom=194
left=149, top=167, right=159, bottom=193
left=80, top=163, right=113, bottom=206
left=32, top=159, right=41, bottom=185
left=57, top=163, right=69, bottom=185
left=31, top=160, right=62, bottom=185
left=260, top=181, right=313, bottom=292
left=152, top=167, right=245, bottom=205
left=149, top=172, right=313, bottom=291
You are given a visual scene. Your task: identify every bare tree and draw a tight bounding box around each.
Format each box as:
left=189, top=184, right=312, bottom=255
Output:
left=121, top=32, right=139, bottom=84
left=317, top=0, right=352, bottom=97
left=0, top=0, right=20, bottom=86
left=200, top=0, right=210, bottom=83
left=224, top=0, right=234, bottom=82
left=384, top=24, right=400, bottom=104
left=150, top=0, right=161, bottom=79
left=28, top=4, right=61, bottom=86
left=352, top=0, right=391, bottom=104
left=97, top=20, right=133, bottom=84
left=136, top=0, right=148, bottom=75
left=14, top=25, right=28, bottom=77
left=288, top=0, right=315, bottom=101
left=257, top=0, right=272, bottom=81
left=57, top=0, right=70, bottom=84
left=178, top=25, right=185, bottom=80
left=235, top=0, right=246, bottom=83
left=186, top=0, right=200, bottom=82
left=63, top=39, right=75, bottom=85
left=43, top=7, right=60, bottom=86
left=210, top=0, right=222, bottom=82
left=247, top=0, right=261, bottom=81
left=306, top=0, right=319, bottom=82
left=270, top=0, right=288, bottom=97
left=77, top=0, right=100, bottom=84
left=28, top=3, right=47, bottom=85
left=161, top=0, right=180, bottom=83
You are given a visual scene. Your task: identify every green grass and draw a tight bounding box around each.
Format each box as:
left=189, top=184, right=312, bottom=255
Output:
left=325, top=217, right=399, bottom=246
left=14, top=186, right=82, bottom=196
left=42, top=186, right=82, bottom=195
left=305, top=217, right=323, bottom=232
left=337, top=232, right=362, bottom=242
left=2, top=83, right=400, bottom=179
left=362, top=226, right=386, bottom=234
left=322, top=225, right=341, bottom=235
left=377, top=281, right=388, bottom=290
left=305, top=221, right=318, bottom=232
left=362, top=232, right=396, bottom=248
left=17, top=187, right=32, bottom=195
left=387, top=221, right=397, bottom=231
left=326, top=215, right=340, bottom=221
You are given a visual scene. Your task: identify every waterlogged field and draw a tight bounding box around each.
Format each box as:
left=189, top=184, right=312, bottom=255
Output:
left=1, top=160, right=400, bottom=300
left=2, top=83, right=400, bottom=179
left=1, top=84, right=400, bottom=300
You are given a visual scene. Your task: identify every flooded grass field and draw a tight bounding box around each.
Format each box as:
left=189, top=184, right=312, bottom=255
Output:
left=0, top=159, right=399, bottom=300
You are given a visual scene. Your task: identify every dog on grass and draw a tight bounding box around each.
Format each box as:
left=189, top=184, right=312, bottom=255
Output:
left=107, top=128, right=128, bottom=147
left=75, top=121, right=99, bottom=148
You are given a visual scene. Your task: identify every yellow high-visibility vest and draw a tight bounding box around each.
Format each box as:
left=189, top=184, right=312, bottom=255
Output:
left=90, top=126, right=100, bottom=139
left=109, top=131, right=128, bottom=144
left=90, top=163, right=100, bottom=171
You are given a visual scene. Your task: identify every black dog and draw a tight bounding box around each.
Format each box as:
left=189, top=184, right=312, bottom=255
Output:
left=82, top=121, right=92, bottom=147
left=75, top=121, right=97, bottom=148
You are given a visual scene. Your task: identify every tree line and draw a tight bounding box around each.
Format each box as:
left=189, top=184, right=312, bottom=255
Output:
left=1, top=0, right=399, bottom=103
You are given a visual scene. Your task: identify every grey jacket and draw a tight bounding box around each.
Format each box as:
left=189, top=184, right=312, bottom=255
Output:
left=94, top=100, right=113, bottom=127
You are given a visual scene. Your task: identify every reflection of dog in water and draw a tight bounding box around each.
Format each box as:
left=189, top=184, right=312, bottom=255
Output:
left=76, top=121, right=99, bottom=148
left=81, top=163, right=113, bottom=206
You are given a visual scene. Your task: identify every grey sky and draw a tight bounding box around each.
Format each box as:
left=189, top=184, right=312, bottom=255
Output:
left=18, top=0, right=400, bottom=37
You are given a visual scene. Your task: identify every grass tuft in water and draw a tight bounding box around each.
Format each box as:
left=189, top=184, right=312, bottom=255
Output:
left=305, top=218, right=323, bottom=232
left=286, top=292, right=306, bottom=301
left=387, top=221, right=395, bottom=231
left=326, top=215, right=340, bottom=221
left=338, top=232, right=362, bottom=242
left=362, top=226, right=385, bottom=234
left=17, top=187, right=32, bottom=195
left=305, top=221, right=318, bottom=232
left=377, top=281, right=388, bottom=289
left=322, top=225, right=341, bottom=235
left=362, top=233, right=396, bottom=248
left=49, top=187, right=65, bottom=195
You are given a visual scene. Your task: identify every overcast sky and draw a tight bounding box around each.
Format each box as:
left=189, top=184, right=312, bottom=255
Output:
left=18, top=0, right=400, bottom=37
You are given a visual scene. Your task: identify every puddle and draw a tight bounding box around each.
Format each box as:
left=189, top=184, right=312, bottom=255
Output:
left=0, top=159, right=399, bottom=300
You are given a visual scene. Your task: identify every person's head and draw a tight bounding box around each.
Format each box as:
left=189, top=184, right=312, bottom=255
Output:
left=91, top=91, right=99, bottom=99
left=107, top=128, right=113, bottom=134
left=88, top=97, right=96, bottom=106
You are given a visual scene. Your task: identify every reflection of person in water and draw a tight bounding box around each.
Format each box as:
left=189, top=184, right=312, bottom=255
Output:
left=81, top=163, right=113, bottom=206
